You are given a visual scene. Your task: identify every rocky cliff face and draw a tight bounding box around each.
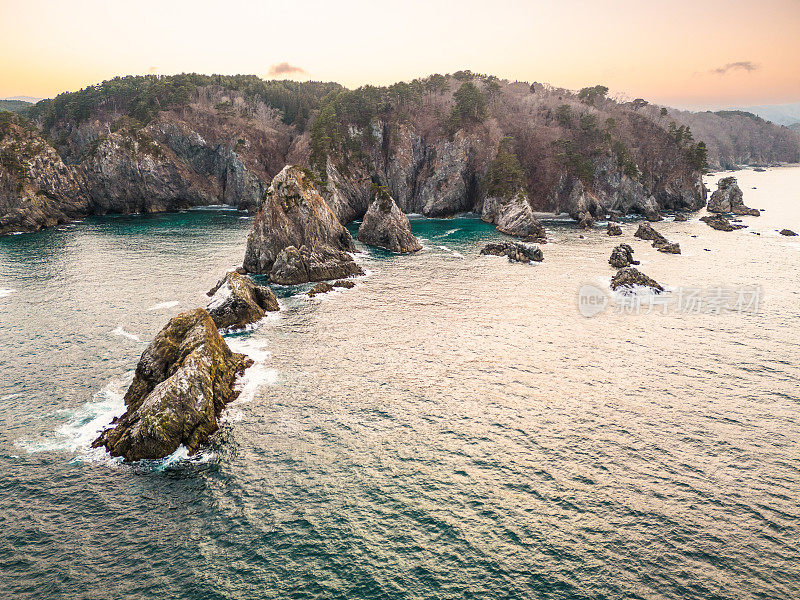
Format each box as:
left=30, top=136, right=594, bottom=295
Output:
left=317, top=112, right=704, bottom=230
left=85, top=127, right=218, bottom=214
left=320, top=122, right=498, bottom=223
left=1, top=77, right=718, bottom=234
left=0, top=117, right=90, bottom=234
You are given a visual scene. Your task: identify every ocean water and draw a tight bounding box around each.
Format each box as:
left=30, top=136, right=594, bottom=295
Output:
left=1, top=168, right=799, bottom=599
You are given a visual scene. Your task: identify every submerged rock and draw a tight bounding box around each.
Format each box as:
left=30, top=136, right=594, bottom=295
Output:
left=269, top=245, right=363, bottom=285
left=357, top=187, right=422, bottom=253
left=243, top=165, right=359, bottom=282
left=708, top=177, right=760, bottom=216
left=92, top=309, right=251, bottom=462
left=779, top=229, right=798, bottom=236
left=607, top=222, right=623, bottom=236
left=481, top=192, right=547, bottom=241
left=308, top=282, right=334, bottom=297
left=700, top=214, right=746, bottom=231
left=206, top=271, right=278, bottom=330
left=480, top=241, right=543, bottom=263
left=610, top=267, right=664, bottom=293
left=609, top=244, right=639, bottom=268
left=308, top=279, right=356, bottom=297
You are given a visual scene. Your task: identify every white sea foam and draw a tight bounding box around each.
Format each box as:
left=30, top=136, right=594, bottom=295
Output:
left=147, top=300, right=180, bottom=311
left=437, top=245, right=464, bottom=258
left=16, top=372, right=131, bottom=462
left=226, top=338, right=278, bottom=406
left=434, top=228, right=462, bottom=238
left=151, top=445, right=215, bottom=471
left=0, top=288, right=16, bottom=298
left=111, top=326, right=141, bottom=342
left=219, top=309, right=281, bottom=335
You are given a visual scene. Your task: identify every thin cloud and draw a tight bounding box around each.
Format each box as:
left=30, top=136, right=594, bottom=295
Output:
left=711, top=61, right=759, bottom=75
left=148, top=66, right=159, bottom=73
left=268, top=62, right=307, bottom=77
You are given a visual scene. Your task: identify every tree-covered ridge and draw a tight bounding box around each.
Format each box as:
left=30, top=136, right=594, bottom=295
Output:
left=0, top=100, right=32, bottom=114
left=28, top=74, right=343, bottom=130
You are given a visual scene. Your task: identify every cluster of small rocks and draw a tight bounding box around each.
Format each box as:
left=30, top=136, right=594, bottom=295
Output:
left=480, top=241, right=544, bottom=263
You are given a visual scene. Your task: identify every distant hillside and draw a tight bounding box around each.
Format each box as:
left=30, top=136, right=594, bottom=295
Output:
left=790, top=123, right=800, bottom=133
left=744, top=102, right=800, bottom=127
left=638, top=105, right=800, bottom=169
left=0, top=99, right=32, bottom=113
left=2, top=72, right=706, bottom=234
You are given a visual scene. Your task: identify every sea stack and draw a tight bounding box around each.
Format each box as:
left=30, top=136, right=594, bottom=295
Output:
left=481, top=192, right=547, bottom=242
left=708, top=177, right=760, bottom=216
left=92, top=309, right=252, bottom=462
left=242, top=166, right=363, bottom=284
left=357, top=186, right=422, bottom=253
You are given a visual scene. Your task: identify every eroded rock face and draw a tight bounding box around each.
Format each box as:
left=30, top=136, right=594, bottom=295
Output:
left=0, top=118, right=90, bottom=235
left=242, top=166, right=359, bottom=281
left=85, top=128, right=218, bottom=215
left=609, top=244, right=639, bottom=268
left=357, top=188, right=422, bottom=253
left=607, top=222, right=623, bottom=236
left=481, top=192, right=546, bottom=241
left=480, top=241, right=543, bottom=263
left=700, top=214, right=746, bottom=231
left=91, top=309, right=251, bottom=462
left=206, top=271, right=278, bottom=331
left=708, top=177, right=759, bottom=216
left=610, top=267, right=664, bottom=293
left=269, top=245, right=363, bottom=285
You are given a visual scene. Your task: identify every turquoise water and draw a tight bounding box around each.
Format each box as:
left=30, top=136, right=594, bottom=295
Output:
left=1, top=171, right=800, bottom=599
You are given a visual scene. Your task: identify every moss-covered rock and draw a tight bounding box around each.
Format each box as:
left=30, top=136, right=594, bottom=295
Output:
left=609, top=244, right=639, bottom=268
left=92, top=308, right=251, bottom=461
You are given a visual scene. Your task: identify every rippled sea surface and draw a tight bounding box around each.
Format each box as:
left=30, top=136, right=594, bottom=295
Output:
left=1, top=168, right=799, bottom=599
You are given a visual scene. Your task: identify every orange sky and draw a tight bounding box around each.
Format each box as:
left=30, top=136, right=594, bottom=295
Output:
left=1, top=0, right=798, bottom=108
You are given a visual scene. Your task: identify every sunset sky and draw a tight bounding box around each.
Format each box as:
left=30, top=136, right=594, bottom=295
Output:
left=1, top=0, right=798, bottom=109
